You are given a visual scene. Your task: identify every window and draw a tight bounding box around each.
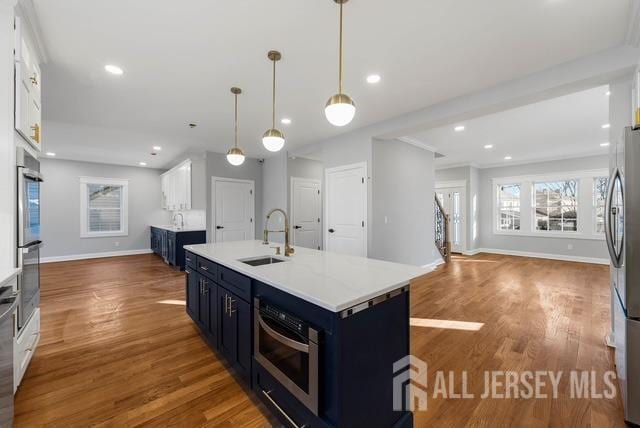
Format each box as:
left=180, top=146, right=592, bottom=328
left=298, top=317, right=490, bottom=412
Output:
left=497, top=184, right=521, bottom=231
left=593, top=176, right=609, bottom=234
left=533, top=180, right=578, bottom=232
left=80, top=177, right=128, bottom=238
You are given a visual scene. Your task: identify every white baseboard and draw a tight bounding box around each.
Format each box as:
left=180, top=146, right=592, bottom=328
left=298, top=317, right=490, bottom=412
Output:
left=41, top=249, right=153, bottom=263
left=422, top=258, right=445, bottom=271
left=468, top=248, right=609, bottom=265
left=462, top=248, right=483, bottom=256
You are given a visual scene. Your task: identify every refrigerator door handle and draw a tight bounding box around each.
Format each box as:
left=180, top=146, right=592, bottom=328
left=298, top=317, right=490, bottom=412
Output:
left=605, top=167, right=623, bottom=268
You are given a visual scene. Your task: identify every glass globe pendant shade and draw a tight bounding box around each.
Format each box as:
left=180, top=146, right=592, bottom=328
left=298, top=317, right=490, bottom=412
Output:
left=325, top=93, right=356, bottom=127
left=262, top=128, right=285, bottom=152
left=226, top=147, right=245, bottom=166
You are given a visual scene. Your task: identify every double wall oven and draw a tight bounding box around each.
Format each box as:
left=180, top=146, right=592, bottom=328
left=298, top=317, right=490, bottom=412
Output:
left=17, top=147, right=43, bottom=331
left=254, top=297, right=320, bottom=416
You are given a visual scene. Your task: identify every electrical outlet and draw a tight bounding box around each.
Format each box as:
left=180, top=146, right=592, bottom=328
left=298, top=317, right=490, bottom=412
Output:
left=115, top=241, right=120, bottom=247
left=384, top=216, right=388, bottom=224
left=567, top=244, right=573, bottom=250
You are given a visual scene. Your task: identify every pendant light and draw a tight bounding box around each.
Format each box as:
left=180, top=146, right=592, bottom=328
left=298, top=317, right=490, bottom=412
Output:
left=325, top=0, right=355, bottom=127
left=227, top=87, right=245, bottom=166
left=262, top=50, right=285, bottom=152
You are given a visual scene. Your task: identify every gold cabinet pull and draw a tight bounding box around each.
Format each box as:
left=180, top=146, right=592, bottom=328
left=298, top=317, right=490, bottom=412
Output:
left=30, top=74, right=38, bottom=86
left=30, top=123, right=40, bottom=143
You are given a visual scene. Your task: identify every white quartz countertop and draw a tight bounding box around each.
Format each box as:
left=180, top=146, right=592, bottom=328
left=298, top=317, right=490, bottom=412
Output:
left=150, top=224, right=206, bottom=232
left=0, top=267, right=21, bottom=288
left=184, top=240, right=430, bottom=312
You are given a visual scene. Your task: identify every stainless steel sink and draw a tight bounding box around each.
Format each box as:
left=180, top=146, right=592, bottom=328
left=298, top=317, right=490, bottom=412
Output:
left=240, top=256, right=287, bottom=267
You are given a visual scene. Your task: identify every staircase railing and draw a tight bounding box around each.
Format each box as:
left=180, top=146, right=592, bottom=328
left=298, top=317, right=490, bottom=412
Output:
left=434, top=195, right=451, bottom=263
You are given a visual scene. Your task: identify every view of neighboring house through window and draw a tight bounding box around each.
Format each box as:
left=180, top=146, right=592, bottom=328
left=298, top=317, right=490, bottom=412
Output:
left=593, top=176, right=609, bottom=234
left=80, top=177, right=129, bottom=237
left=533, top=180, right=578, bottom=232
left=497, top=184, right=521, bottom=231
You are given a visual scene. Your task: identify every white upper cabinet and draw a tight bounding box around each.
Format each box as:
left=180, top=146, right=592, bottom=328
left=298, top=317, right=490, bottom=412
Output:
left=14, top=18, right=42, bottom=151
left=161, top=159, right=193, bottom=211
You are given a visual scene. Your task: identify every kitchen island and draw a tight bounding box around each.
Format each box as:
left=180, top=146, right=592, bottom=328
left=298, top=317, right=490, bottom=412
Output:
left=184, top=240, right=428, bottom=428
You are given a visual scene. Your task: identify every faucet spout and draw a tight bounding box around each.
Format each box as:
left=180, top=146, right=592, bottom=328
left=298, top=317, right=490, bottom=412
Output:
left=263, top=208, right=295, bottom=257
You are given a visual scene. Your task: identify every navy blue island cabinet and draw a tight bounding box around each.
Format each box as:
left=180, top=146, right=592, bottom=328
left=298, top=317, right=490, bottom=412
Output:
left=150, top=226, right=205, bottom=270
left=184, top=250, right=413, bottom=428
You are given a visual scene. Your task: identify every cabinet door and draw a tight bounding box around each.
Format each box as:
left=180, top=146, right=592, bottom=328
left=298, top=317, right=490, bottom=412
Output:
left=232, top=296, right=251, bottom=380
left=198, top=276, right=211, bottom=330
left=218, top=288, right=237, bottom=363
left=207, top=280, right=218, bottom=344
left=185, top=270, right=200, bottom=322
left=167, top=234, right=176, bottom=265
left=15, top=61, right=31, bottom=142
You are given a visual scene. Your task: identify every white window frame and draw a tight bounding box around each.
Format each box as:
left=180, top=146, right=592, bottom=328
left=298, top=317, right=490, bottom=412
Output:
left=531, top=179, right=579, bottom=234
left=593, top=176, right=609, bottom=235
left=80, top=177, right=129, bottom=238
left=496, top=183, right=522, bottom=232
left=492, top=169, right=607, bottom=241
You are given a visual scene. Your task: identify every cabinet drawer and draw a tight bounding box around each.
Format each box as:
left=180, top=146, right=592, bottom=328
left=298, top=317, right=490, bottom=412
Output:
left=197, top=257, right=217, bottom=279
left=218, top=266, right=251, bottom=302
left=185, top=251, right=196, bottom=269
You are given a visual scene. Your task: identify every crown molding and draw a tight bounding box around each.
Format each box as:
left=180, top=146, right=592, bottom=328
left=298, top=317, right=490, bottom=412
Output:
left=396, top=136, right=440, bottom=154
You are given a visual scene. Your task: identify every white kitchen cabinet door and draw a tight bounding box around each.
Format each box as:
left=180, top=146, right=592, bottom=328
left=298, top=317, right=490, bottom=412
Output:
left=14, top=23, right=42, bottom=151
left=160, top=159, right=193, bottom=211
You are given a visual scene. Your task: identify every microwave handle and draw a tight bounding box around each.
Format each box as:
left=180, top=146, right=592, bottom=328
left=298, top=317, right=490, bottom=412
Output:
left=257, top=312, right=309, bottom=353
left=604, top=167, right=623, bottom=268
left=21, top=168, right=44, bottom=182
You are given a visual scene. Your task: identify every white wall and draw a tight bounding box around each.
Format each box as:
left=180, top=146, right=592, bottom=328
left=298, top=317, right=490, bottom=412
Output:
left=0, top=2, right=16, bottom=272
left=262, top=151, right=288, bottom=243
left=40, top=158, right=170, bottom=259
left=371, top=139, right=439, bottom=267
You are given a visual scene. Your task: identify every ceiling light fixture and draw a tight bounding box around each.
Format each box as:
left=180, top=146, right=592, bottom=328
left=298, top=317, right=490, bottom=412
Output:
left=325, top=0, right=356, bottom=127
left=104, top=64, right=124, bottom=75
left=45, top=152, right=56, bottom=157
left=601, top=142, right=611, bottom=147
left=484, top=144, right=493, bottom=149
left=504, top=156, right=512, bottom=160
left=281, top=118, right=292, bottom=125
left=153, top=146, right=162, bottom=151
left=454, top=125, right=465, bottom=132
left=139, top=162, right=147, bottom=166
left=262, top=51, right=285, bottom=152
left=366, top=74, right=381, bottom=84
left=227, top=87, right=245, bottom=166
left=602, top=123, right=611, bottom=129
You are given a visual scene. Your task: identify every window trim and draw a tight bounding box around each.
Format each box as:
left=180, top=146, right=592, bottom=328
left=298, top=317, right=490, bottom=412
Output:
left=80, top=176, right=129, bottom=238
left=531, top=179, right=579, bottom=233
left=593, top=176, right=608, bottom=235
left=492, top=169, right=607, bottom=241
left=496, top=183, right=522, bottom=233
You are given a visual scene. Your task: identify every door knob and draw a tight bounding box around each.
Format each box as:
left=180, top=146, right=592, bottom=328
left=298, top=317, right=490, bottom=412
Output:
left=328, top=228, right=335, bottom=233
left=294, top=225, right=302, bottom=229
left=216, top=225, right=224, bottom=229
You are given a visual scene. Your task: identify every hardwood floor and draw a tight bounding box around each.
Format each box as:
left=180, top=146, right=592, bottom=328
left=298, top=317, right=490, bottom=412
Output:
left=13, top=253, right=625, bottom=427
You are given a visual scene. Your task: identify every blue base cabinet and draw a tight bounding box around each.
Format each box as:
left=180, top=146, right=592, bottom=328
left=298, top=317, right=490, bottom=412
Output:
left=151, top=227, right=205, bottom=270
left=184, top=250, right=413, bottom=428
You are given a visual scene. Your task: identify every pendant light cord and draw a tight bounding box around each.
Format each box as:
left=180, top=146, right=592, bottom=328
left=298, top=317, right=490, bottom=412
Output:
left=338, top=1, right=343, bottom=94
left=234, top=93, right=239, bottom=148
left=272, top=59, right=276, bottom=129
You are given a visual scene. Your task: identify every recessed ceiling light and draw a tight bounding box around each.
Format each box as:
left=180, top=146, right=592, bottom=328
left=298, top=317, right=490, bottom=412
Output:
left=153, top=146, right=162, bottom=151
left=281, top=118, right=292, bottom=125
left=454, top=125, right=465, bottom=132
left=366, top=74, right=381, bottom=84
left=45, top=152, right=56, bottom=157
left=602, top=123, right=611, bottom=129
left=601, top=142, right=611, bottom=147
left=104, top=64, right=124, bottom=75
left=504, top=156, right=512, bottom=160
left=605, top=90, right=611, bottom=96
left=139, top=162, right=147, bottom=166
left=484, top=144, right=493, bottom=149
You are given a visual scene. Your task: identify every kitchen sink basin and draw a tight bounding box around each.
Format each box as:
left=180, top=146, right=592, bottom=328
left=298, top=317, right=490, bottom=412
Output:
left=240, top=256, right=287, bottom=267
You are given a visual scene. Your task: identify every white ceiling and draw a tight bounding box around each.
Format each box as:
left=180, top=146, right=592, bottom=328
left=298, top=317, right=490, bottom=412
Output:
left=33, top=0, right=630, bottom=168
left=406, top=85, right=611, bottom=169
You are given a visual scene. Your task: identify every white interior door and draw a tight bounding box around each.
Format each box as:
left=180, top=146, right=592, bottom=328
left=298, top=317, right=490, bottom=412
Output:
left=325, top=163, right=367, bottom=257
left=212, top=178, right=254, bottom=242
left=291, top=177, right=321, bottom=250
left=436, top=186, right=465, bottom=253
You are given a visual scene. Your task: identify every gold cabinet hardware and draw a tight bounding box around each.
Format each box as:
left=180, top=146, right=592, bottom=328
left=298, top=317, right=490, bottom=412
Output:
left=30, top=74, right=38, bottom=86
left=30, top=123, right=40, bottom=143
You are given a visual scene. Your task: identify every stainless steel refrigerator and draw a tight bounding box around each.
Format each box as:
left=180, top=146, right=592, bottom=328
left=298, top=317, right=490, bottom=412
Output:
left=606, top=126, right=640, bottom=425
